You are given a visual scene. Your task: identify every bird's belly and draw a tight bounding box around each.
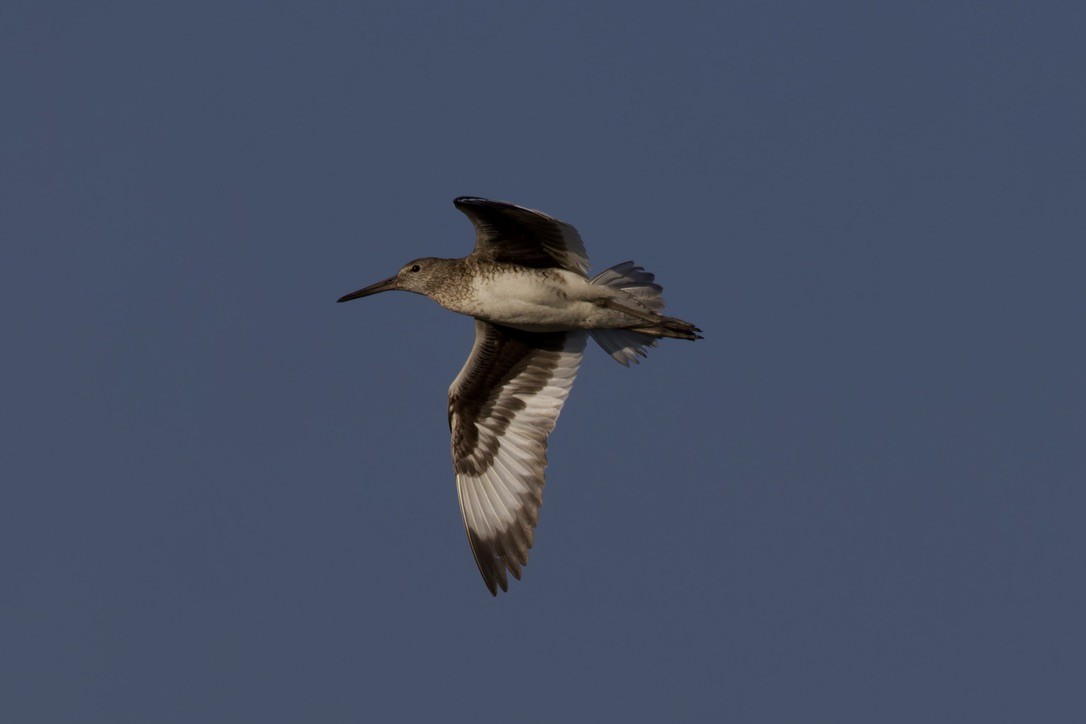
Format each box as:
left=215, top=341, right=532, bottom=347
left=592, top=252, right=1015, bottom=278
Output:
left=462, top=272, right=610, bottom=331
left=472, top=298, right=598, bottom=331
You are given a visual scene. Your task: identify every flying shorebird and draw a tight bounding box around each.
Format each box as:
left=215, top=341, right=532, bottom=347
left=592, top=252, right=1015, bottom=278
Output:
left=337, top=197, right=701, bottom=595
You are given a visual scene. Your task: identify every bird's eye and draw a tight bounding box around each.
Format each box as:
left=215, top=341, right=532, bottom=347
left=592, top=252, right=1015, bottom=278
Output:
left=410, top=264, right=421, bottom=272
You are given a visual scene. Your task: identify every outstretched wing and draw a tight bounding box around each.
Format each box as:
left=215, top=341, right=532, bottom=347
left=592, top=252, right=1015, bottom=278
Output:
left=453, top=196, right=590, bottom=276
left=448, top=320, right=587, bottom=595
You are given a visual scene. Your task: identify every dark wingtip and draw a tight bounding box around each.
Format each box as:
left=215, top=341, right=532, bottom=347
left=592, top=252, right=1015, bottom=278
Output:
left=455, top=196, right=509, bottom=210
left=485, top=576, right=505, bottom=597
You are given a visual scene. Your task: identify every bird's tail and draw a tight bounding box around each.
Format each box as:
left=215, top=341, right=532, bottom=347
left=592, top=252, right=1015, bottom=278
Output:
left=588, top=261, right=702, bottom=366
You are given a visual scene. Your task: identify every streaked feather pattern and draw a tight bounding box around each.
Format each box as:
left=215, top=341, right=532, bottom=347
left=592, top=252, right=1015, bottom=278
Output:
left=449, top=320, right=586, bottom=594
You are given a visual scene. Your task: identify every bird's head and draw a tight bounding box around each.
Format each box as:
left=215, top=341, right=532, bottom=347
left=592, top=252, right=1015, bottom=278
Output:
left=336, top=257, right=450, bottom=302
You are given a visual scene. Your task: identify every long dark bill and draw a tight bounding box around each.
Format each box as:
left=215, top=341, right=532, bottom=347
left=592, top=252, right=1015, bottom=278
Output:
left=336, top=275, right=400, bottom=303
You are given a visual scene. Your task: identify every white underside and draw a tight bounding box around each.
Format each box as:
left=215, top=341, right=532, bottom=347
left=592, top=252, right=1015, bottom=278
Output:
left=459, top=269, right=642, bottom=332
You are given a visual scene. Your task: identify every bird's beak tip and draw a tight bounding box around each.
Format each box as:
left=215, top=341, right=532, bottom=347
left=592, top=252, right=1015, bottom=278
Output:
left=336, top=290, right=366, bottom=303
left=336, top=275, right=399, bottom=303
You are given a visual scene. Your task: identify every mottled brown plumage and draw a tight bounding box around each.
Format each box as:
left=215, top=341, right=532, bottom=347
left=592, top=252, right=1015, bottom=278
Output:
left=338, top=197, right=700, bottom=595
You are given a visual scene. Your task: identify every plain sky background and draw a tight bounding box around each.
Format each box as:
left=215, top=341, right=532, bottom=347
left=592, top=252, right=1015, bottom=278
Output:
left=2, top=1, right=1084, bottom=721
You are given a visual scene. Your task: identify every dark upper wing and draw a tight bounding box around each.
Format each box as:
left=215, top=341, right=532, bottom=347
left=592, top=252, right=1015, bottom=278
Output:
left=453, top=196, right=590, bottom=276
left=448, top=320, right=587, bottom=595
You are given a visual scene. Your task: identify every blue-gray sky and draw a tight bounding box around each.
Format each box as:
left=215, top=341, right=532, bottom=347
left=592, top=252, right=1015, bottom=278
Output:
left=3, top=1, right=1084, bottom=721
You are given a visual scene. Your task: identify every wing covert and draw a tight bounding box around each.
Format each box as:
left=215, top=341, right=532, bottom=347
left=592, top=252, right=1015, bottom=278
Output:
left=448, top=320, right=586, bottom=594
left=453, top=196, right=590, bottom=276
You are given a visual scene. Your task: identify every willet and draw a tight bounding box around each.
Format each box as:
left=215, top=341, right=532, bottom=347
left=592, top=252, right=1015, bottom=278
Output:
left=338, top=197, right=701, bottom=595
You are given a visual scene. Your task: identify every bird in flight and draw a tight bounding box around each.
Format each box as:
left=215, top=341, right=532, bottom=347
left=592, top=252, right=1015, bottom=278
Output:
left=338, top=197, right=701, bottom=595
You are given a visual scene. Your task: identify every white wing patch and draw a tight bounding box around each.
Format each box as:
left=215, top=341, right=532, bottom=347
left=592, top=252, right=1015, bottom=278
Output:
left=449, top=322, right=586, bottom=594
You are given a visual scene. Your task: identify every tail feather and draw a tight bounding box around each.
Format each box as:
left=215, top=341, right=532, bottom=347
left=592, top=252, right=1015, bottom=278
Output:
left=590, top=261, right=665, bottom=313
left=589, top=261, right=701, bottom=365
left=631, top=316, right=703, bottom=341
left=589, top=328, right=659, bottom=366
